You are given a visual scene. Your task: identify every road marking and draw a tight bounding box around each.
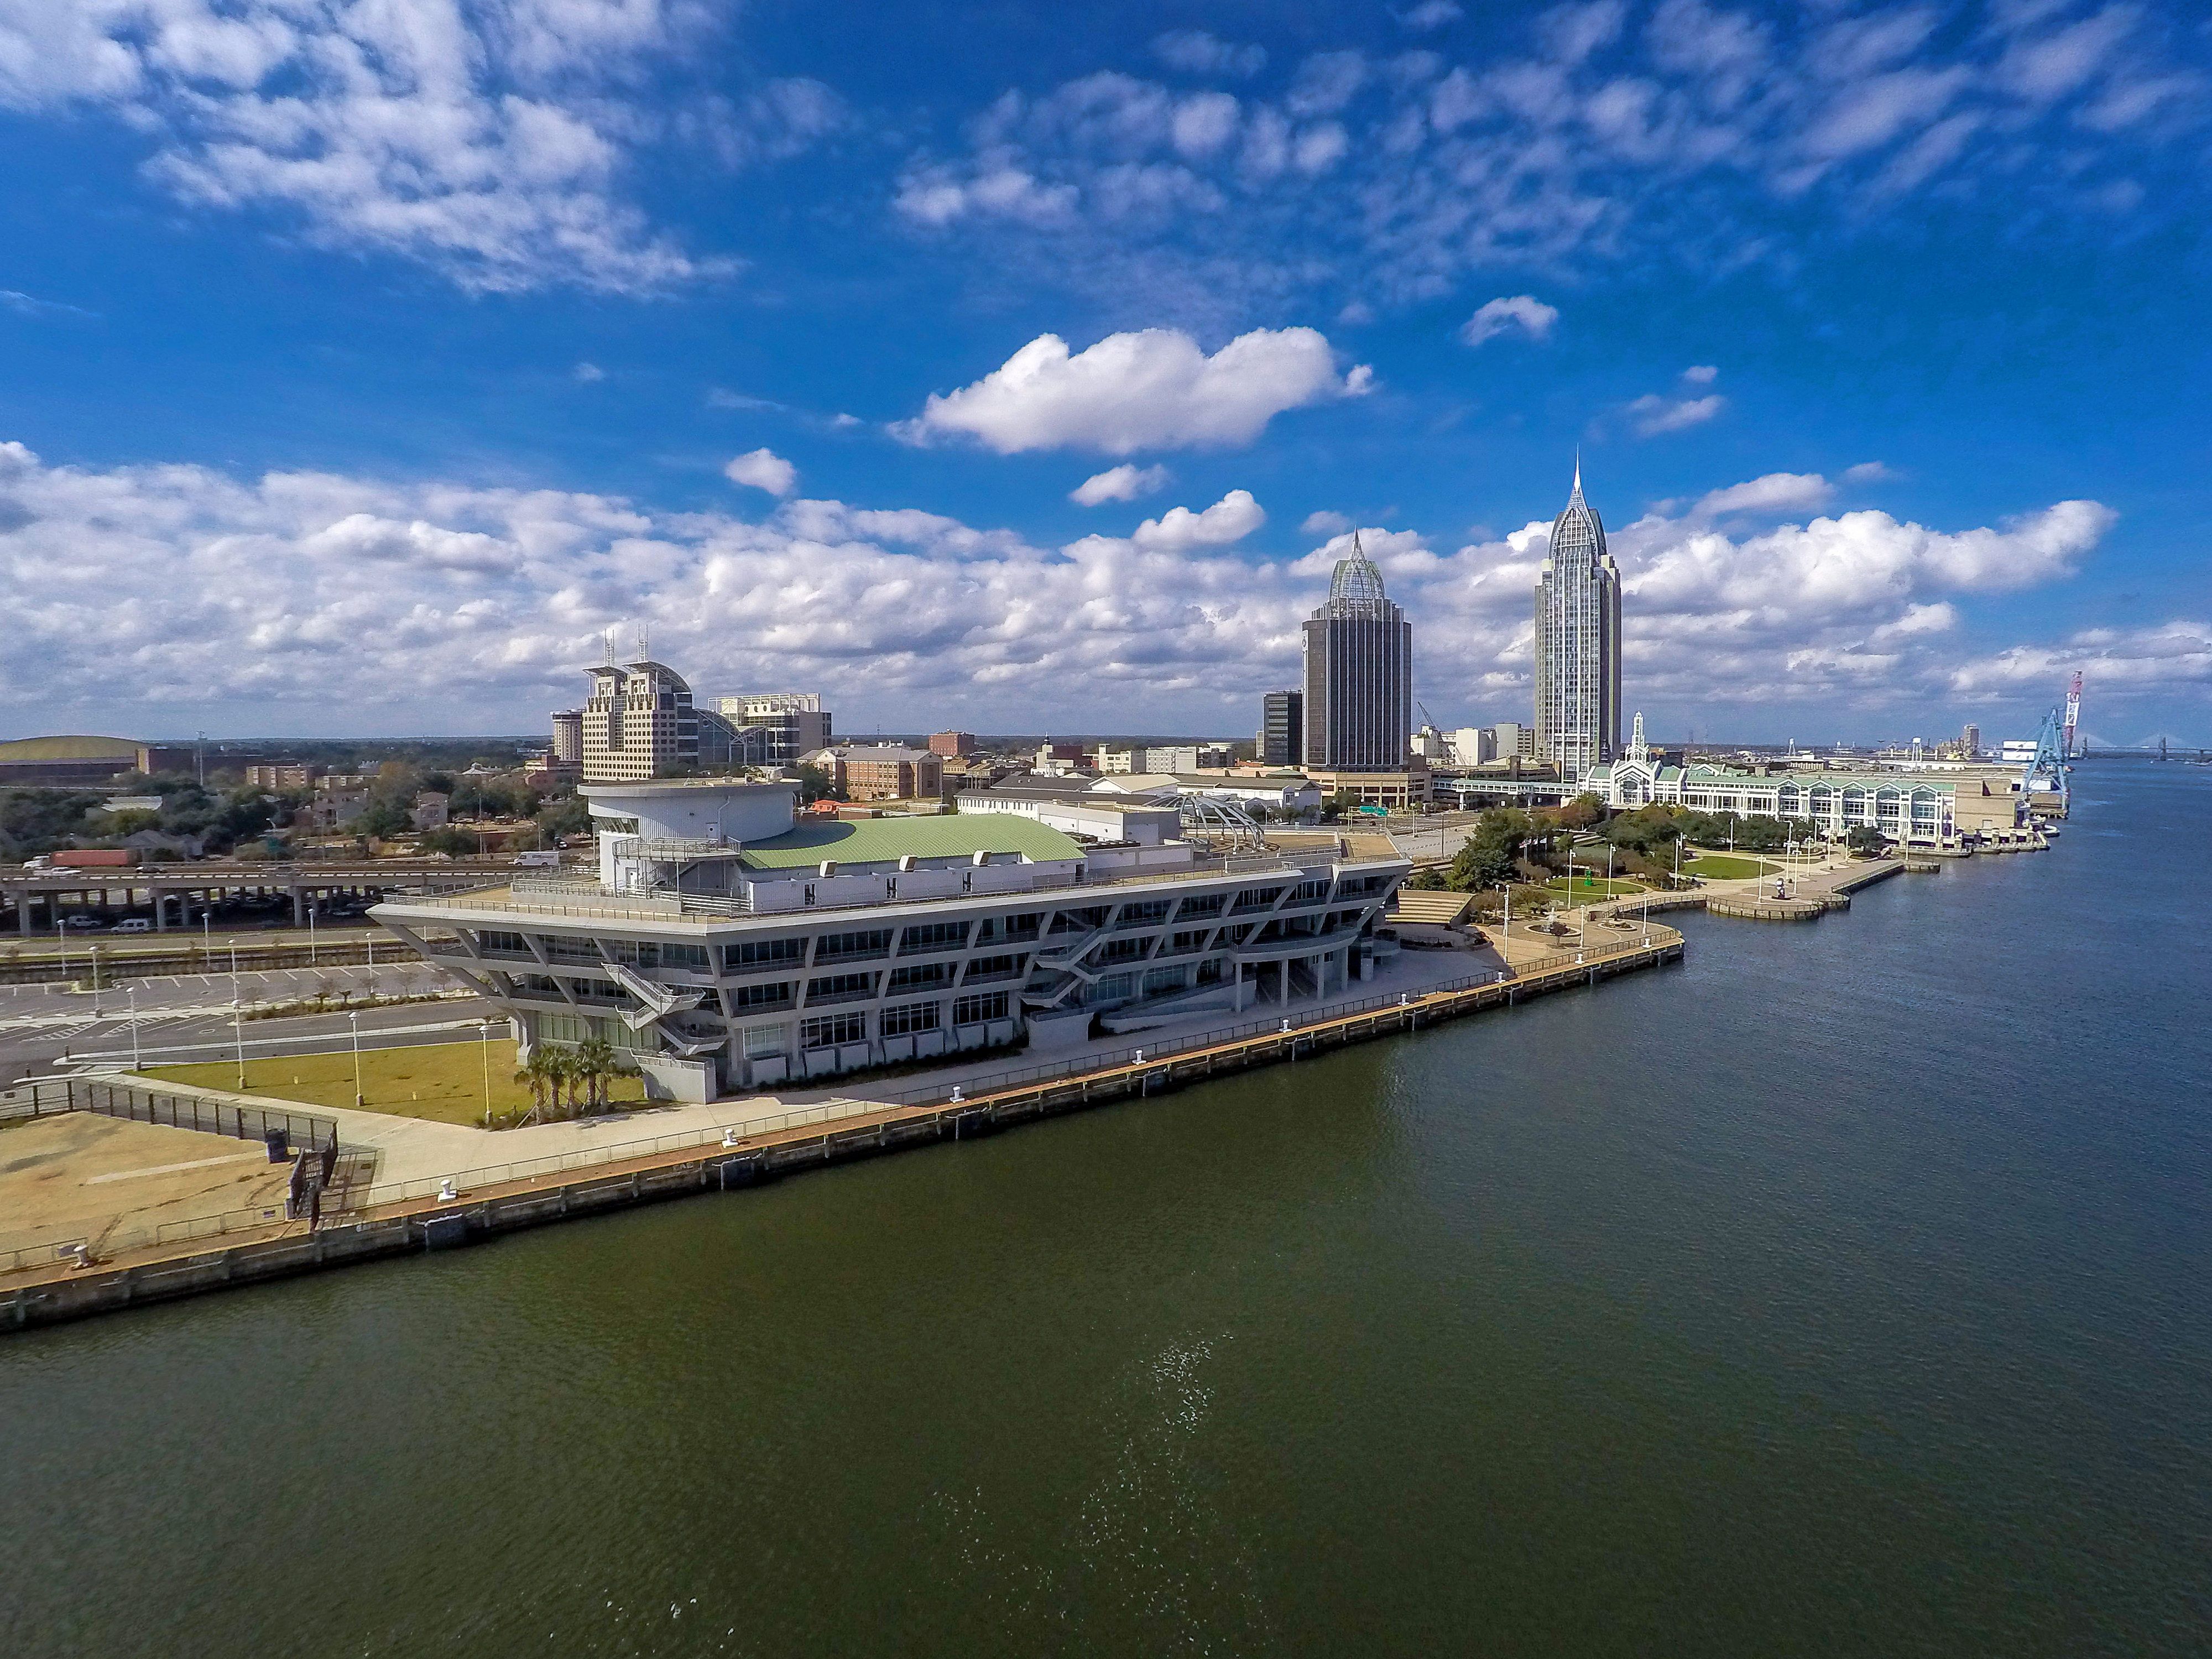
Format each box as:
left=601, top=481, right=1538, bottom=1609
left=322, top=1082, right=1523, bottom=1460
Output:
left=64, top=1014, right=494, bottom=1063
left=86, top=1152, right=265, bottom=1185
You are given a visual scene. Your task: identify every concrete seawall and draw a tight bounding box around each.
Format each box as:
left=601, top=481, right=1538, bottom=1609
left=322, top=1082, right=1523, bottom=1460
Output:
left=3, top=932, right=1685, bottom=1334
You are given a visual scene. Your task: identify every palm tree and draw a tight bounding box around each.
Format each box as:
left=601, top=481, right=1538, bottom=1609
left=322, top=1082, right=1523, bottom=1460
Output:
left=512, top=1049, right=552, bottom=1123
left=575, top=1036, right=614, bottom=1113
left=543, top=1046, right=579, bottom=1119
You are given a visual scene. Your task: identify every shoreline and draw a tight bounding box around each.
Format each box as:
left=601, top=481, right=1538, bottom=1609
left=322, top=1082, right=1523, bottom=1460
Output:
left=3, top=924, right=1689, bottom=1333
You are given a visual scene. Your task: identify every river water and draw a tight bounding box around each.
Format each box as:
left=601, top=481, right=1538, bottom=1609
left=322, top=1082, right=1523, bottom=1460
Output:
left=5, top=763, right=2208, bottom=1658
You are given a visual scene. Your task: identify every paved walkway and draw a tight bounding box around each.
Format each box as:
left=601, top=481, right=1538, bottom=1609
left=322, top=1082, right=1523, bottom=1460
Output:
left=14, top=874, right=1744, bottom=1197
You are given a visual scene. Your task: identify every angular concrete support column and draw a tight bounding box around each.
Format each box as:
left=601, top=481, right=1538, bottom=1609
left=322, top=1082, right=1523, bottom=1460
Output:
left=291, top=885, right=306, bottom=928
left=153, top=890, right=168, bottom=932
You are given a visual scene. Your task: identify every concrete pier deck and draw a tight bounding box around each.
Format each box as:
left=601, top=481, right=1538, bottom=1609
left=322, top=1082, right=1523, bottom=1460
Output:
left=3, top=924, right=1684, bottom=1330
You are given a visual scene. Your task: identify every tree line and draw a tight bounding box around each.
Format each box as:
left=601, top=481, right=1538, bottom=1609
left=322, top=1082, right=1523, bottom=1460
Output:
left=1406, top=796, right=1886, bottom=896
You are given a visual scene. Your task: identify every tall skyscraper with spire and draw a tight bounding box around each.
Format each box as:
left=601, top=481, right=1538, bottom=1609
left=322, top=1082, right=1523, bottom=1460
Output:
left=1302, top=533, right=1412, bottom=771
left=1533, top=460, right=1623, bottom=779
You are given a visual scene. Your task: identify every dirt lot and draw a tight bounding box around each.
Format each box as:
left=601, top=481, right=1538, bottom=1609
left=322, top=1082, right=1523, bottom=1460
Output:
left=0, top=1113, right=293, bottom=1262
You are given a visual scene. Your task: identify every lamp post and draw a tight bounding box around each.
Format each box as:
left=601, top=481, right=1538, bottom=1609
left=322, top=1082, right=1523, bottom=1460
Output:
left=477, top=1019, right=494, bottom=1127
left=232, top=998, right=246, bottom=1091
left=128, top=985, right=141, bottom=1074
left=348, top=1009, right=364, bottom=1108
left=308, top=898, right=317, bottom=967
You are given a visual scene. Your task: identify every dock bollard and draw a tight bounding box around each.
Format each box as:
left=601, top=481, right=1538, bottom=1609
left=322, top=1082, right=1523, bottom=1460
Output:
left=436, top=1178, right=458, bottom=1202
left=950, top=1086, right=963, bottom=1103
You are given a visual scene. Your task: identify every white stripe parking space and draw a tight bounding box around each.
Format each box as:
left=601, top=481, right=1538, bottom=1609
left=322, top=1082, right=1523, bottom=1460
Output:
left=66, top=1014, right=498, bottom=1068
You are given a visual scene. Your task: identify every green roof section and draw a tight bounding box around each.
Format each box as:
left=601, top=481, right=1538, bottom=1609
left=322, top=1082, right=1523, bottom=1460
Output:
left=737, top=814, right=1086, bottom=871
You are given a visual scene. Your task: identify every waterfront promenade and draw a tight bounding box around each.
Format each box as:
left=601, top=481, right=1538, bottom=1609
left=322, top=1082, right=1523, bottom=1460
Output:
left=1, top=917, right=1686, bottom=1322
left=0, top=854, right=1921, bottom=1324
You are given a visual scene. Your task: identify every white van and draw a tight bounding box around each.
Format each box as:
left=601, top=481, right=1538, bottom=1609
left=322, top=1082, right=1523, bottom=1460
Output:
left=511, top=849, right=561, bottom=869
left=114, top=917, right=155, bottom=933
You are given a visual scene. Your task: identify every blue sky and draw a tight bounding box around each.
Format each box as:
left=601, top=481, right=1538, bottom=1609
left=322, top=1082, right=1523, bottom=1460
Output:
left=1, top=0, right=2207, bottom=746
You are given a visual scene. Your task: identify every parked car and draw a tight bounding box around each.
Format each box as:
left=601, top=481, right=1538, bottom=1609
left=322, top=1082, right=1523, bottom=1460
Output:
left=61, top=914, right=102, bottom=930
left=113, top=917, right=155, bottom=933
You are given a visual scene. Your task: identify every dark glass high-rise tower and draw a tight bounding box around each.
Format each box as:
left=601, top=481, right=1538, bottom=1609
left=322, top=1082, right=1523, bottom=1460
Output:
left=1302, top=535, right=1412, bottom=771
left=1533, top=462, right=1622, bottom=778
left=1258, top=689, right=1303, bottom=766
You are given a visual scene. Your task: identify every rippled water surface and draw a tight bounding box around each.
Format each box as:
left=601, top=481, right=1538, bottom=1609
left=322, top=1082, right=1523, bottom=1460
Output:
left=5, top=763, right=2209, bottom=1658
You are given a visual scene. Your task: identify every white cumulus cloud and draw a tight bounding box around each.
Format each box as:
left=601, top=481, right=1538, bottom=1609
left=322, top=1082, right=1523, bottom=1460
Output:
left=0, top=0, right=820, bottom=295
left=1152, top=31, right=1266, bottom=77
left=899, top=327, right=1371, bottom=455
left=1627, top=392, right=1728, bottom=436
left=1460, top=295, right=1559, bottom=346
left=1692, top=472, right=1835, bottom=518
left=724, top=449, right=797, bottom=496
left=1071, top=464, right=1171, bottom=505
left=1128, top=490, right=1266, bottom=552
left=0, top=441, right=2157, bottom=738
left=1301, top=509, right=1353, bottom=536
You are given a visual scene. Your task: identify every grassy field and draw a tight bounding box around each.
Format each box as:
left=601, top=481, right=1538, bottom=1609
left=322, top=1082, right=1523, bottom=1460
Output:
left=1681, top=851, right=1784, bottom=880
left=142, top=1040, right=650, bottom=1126
left=1542, top=874, right=1648, bottom=901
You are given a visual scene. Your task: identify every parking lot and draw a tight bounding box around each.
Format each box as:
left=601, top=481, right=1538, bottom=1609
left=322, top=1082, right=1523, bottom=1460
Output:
left=0, top=963, right=500, bottom=1089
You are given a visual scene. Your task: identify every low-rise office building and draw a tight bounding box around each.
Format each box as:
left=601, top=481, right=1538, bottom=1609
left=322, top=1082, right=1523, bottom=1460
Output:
left=244, top=763, right=321, bottom=789
left=372, top=779, right=1409, bottom=1101
left=717, top=693, right=832, bottom=768
left=0, top=735, right=197, bottom=789
left=807, top=745, right=943, bottom=802
left=1091, top=773, right=1324, bottom=815
left=1584, top=747, right=2026, bottom=845
left=1302, top=766, right=1430, bottom=813
left=957, top=781, right=1184, bottom=846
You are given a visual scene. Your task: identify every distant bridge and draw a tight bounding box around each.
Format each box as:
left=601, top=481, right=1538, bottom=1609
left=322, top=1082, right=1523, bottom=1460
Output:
left=2077, top=745, right=2211, bottom=762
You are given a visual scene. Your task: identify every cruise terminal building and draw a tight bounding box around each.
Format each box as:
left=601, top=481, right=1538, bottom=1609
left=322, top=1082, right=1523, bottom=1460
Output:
left=372, top=780, right=1411, bottom=1102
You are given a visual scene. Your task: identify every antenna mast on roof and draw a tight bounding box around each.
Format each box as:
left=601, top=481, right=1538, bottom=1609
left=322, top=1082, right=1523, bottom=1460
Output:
left=602, top=631, right=615, bottom=667
left=635, top=627, right=649, bottom=662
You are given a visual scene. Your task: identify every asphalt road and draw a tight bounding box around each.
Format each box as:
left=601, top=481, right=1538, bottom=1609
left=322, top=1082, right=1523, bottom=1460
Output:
left=0, top=963, right=504, bottom=1090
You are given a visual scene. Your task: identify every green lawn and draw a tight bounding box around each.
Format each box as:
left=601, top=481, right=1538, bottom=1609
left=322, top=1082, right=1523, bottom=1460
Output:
left=1542, top=874, right=1648, bottom=902
left=1681, top=851, right=1784, bottom=880
left=142, top=1039, right=649, bottom=1126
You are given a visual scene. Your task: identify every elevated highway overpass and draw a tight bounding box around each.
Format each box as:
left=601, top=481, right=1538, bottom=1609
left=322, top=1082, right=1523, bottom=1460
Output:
left=2, top=856, right=534, bottom=935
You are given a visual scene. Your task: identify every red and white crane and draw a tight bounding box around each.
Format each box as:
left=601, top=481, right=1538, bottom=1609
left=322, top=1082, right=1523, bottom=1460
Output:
left=2063, top=671, right=2084, bottom=758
